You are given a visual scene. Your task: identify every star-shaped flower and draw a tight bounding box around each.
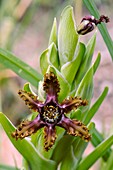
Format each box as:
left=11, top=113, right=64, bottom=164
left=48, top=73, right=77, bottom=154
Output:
left=12, top=72, right=91, bottom=151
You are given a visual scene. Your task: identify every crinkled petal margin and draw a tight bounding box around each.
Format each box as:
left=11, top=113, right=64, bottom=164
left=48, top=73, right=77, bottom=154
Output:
left=44, top=125, right=57, bottom=151
left=57, top=115, right=91, bottom=141
left=12, top=114, right=45, bottom=139
left=60, top=97, right=88, bottom=113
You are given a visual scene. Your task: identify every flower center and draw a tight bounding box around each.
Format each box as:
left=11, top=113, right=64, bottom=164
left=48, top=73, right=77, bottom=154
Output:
left=42, top=105, right=60, bottom=123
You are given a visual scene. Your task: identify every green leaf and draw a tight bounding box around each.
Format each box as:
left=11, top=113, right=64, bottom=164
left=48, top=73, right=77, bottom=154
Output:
left=55, top=69, right=70, bottom=102
left=77, top=135, right=113, bottom=170
left=48, top=18, right=57, bottom=46
left=48, top=43, right=59, bottom=70
left=103, top=150, right=113, bottom=170
left=38, top=80, right=45, bottom=101
left=74, top=52, right=101, bottom=112
left=93, top=53, right=101, bottom=74
left=60, top=122, right=95, bottom=170
left=60, top=145, right=77, bottom=170
left=58, top=5, right=78, bottom=66
left=23, top=82, right=32, bottom=92
left=82, top=87, right=108, bottom=125
left=84, top=33, right=96, bottom=63
left=61, top=43, right=85, bottom=84
left=74, top=34, right=96, bottom=88
left=40, top=49, right=49, bottom=75
left=0, top=48, right=42, bottom=87
left=83, top=0, right=113, bottom=61
left=91, top=127, right=111, bottom=161
left=70, top=109, right=82, bottom=120
left=51, top=135, right=74, bottom=164
left=75, top=66, right=93, bottom=112
left=75, top=66, right=93, bottom=99
left=40, top=43, right=59, bottom=75
left=91, top=128, right=103, bottom=146
left=0, top=112, right=57, bottom=170
left=0, top=165, right=19, bottom=170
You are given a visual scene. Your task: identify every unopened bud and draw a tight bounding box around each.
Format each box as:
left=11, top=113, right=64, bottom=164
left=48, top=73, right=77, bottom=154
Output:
left=77, top=15, right=110, bottom=35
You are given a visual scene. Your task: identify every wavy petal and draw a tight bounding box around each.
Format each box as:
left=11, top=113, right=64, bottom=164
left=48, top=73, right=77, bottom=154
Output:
left=44, top=125, right=57, bottom=151
left=57, top=115, right=91, bottom=142
left=12, top=114, right=45, bottom=140
left=43, top=72, right=60, bottom=102
left=18, top=90, right=43, bottom=111
left=60, top=97, right=88, bottom=113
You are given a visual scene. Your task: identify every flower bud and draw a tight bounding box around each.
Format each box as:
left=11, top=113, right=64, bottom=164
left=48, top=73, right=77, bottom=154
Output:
left=77, top=15, right=109, bottom=35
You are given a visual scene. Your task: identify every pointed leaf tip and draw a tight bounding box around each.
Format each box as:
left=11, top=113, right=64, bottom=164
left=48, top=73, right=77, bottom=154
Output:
left=58, top=5, right=78, bottom=65
left=49, top=18, right=57, bottom=46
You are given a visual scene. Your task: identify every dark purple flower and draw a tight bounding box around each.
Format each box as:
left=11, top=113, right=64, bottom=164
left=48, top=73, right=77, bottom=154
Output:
left=77, top=15, right=110, bottom=35
left=12, top=72, right=91, bottom=151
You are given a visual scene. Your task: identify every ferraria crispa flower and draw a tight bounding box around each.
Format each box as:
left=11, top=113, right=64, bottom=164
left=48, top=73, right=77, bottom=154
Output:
left=12, top=72, right=91, bottom=151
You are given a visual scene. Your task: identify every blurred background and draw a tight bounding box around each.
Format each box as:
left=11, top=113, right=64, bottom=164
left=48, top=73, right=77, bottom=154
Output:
left=0, top=0, right=113, bottom=169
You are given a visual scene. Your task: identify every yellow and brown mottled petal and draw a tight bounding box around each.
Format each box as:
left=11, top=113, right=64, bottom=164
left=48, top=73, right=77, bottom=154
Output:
left=57, top=115, right=91, bottom=142
left=18, top=90, right=43, bottom=111
left=60, top=96, right=88, bottom=113
left=44, top=125, right=57, bottom=151
left=11, top=115, right=45, bottom=140
left=43, top=72, right=60, bottom=102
